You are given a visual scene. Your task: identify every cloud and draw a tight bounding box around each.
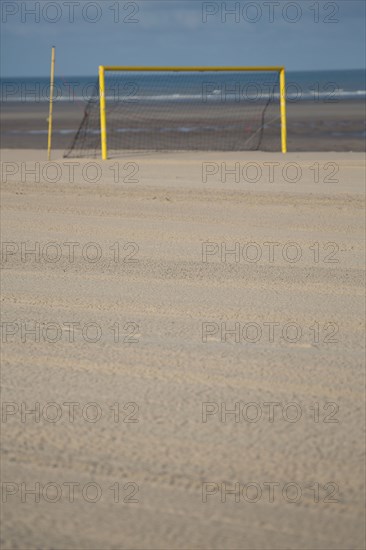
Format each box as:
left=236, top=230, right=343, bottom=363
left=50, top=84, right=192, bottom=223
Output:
left=1, top=0, right=365, bottom=75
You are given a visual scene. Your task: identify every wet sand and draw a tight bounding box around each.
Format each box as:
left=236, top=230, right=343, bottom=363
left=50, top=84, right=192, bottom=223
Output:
left=1, top=100, right=365, bottom=152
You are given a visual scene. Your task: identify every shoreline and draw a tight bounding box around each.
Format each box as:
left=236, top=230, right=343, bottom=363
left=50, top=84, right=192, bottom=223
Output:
left=1, top=100, right=365, bottom=152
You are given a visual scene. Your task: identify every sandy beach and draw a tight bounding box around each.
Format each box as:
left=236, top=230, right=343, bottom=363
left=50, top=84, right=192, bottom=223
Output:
left=1, top=149, right=365, bottom=549
left=1, top=100, right=365, bottom=152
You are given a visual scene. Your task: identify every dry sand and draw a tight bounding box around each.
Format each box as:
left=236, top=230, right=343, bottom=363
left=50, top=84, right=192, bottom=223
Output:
left=1, top=149, right=365, bottom=549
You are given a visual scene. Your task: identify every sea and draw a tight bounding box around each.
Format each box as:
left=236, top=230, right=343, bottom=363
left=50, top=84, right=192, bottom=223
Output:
left=1, top=69, right=365, bottom=103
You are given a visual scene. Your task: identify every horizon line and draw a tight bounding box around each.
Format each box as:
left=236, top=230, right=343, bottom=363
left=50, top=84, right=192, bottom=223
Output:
left=1, top=67, right=365, bottom=79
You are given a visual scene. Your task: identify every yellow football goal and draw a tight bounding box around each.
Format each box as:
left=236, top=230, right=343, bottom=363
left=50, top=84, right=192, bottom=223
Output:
left=65, top=66, right=287, bottom=159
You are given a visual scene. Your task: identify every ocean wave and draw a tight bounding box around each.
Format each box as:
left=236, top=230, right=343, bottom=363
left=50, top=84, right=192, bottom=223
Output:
left=1, top=90, right=365, bottom=103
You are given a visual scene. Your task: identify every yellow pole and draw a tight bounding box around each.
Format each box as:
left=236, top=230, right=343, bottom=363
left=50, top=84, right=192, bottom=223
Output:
left=47, top=46, right=55, bottom=161
left=103, top=66, right=284, bottom=72
left=279, top=68, right=287, bottom=153
left=99, top=66, right=107, bottom=160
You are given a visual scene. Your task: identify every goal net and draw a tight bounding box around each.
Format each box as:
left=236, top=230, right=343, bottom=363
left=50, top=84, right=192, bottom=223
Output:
left=64, top=67, right=286, bottom=159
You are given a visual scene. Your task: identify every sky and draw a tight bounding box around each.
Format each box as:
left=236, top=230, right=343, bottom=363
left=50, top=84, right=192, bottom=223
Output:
left=1, top=0, right=365, bottom=76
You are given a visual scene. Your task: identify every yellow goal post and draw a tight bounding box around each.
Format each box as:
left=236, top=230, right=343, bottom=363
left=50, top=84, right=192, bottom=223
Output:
left=98, top=66, right=287, bottom=160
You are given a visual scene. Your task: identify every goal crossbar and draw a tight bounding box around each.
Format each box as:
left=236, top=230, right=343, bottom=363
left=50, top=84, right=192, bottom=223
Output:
left=102, top=66, right=285, bottom=71
left=98, top=66, right=287, bottom=159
